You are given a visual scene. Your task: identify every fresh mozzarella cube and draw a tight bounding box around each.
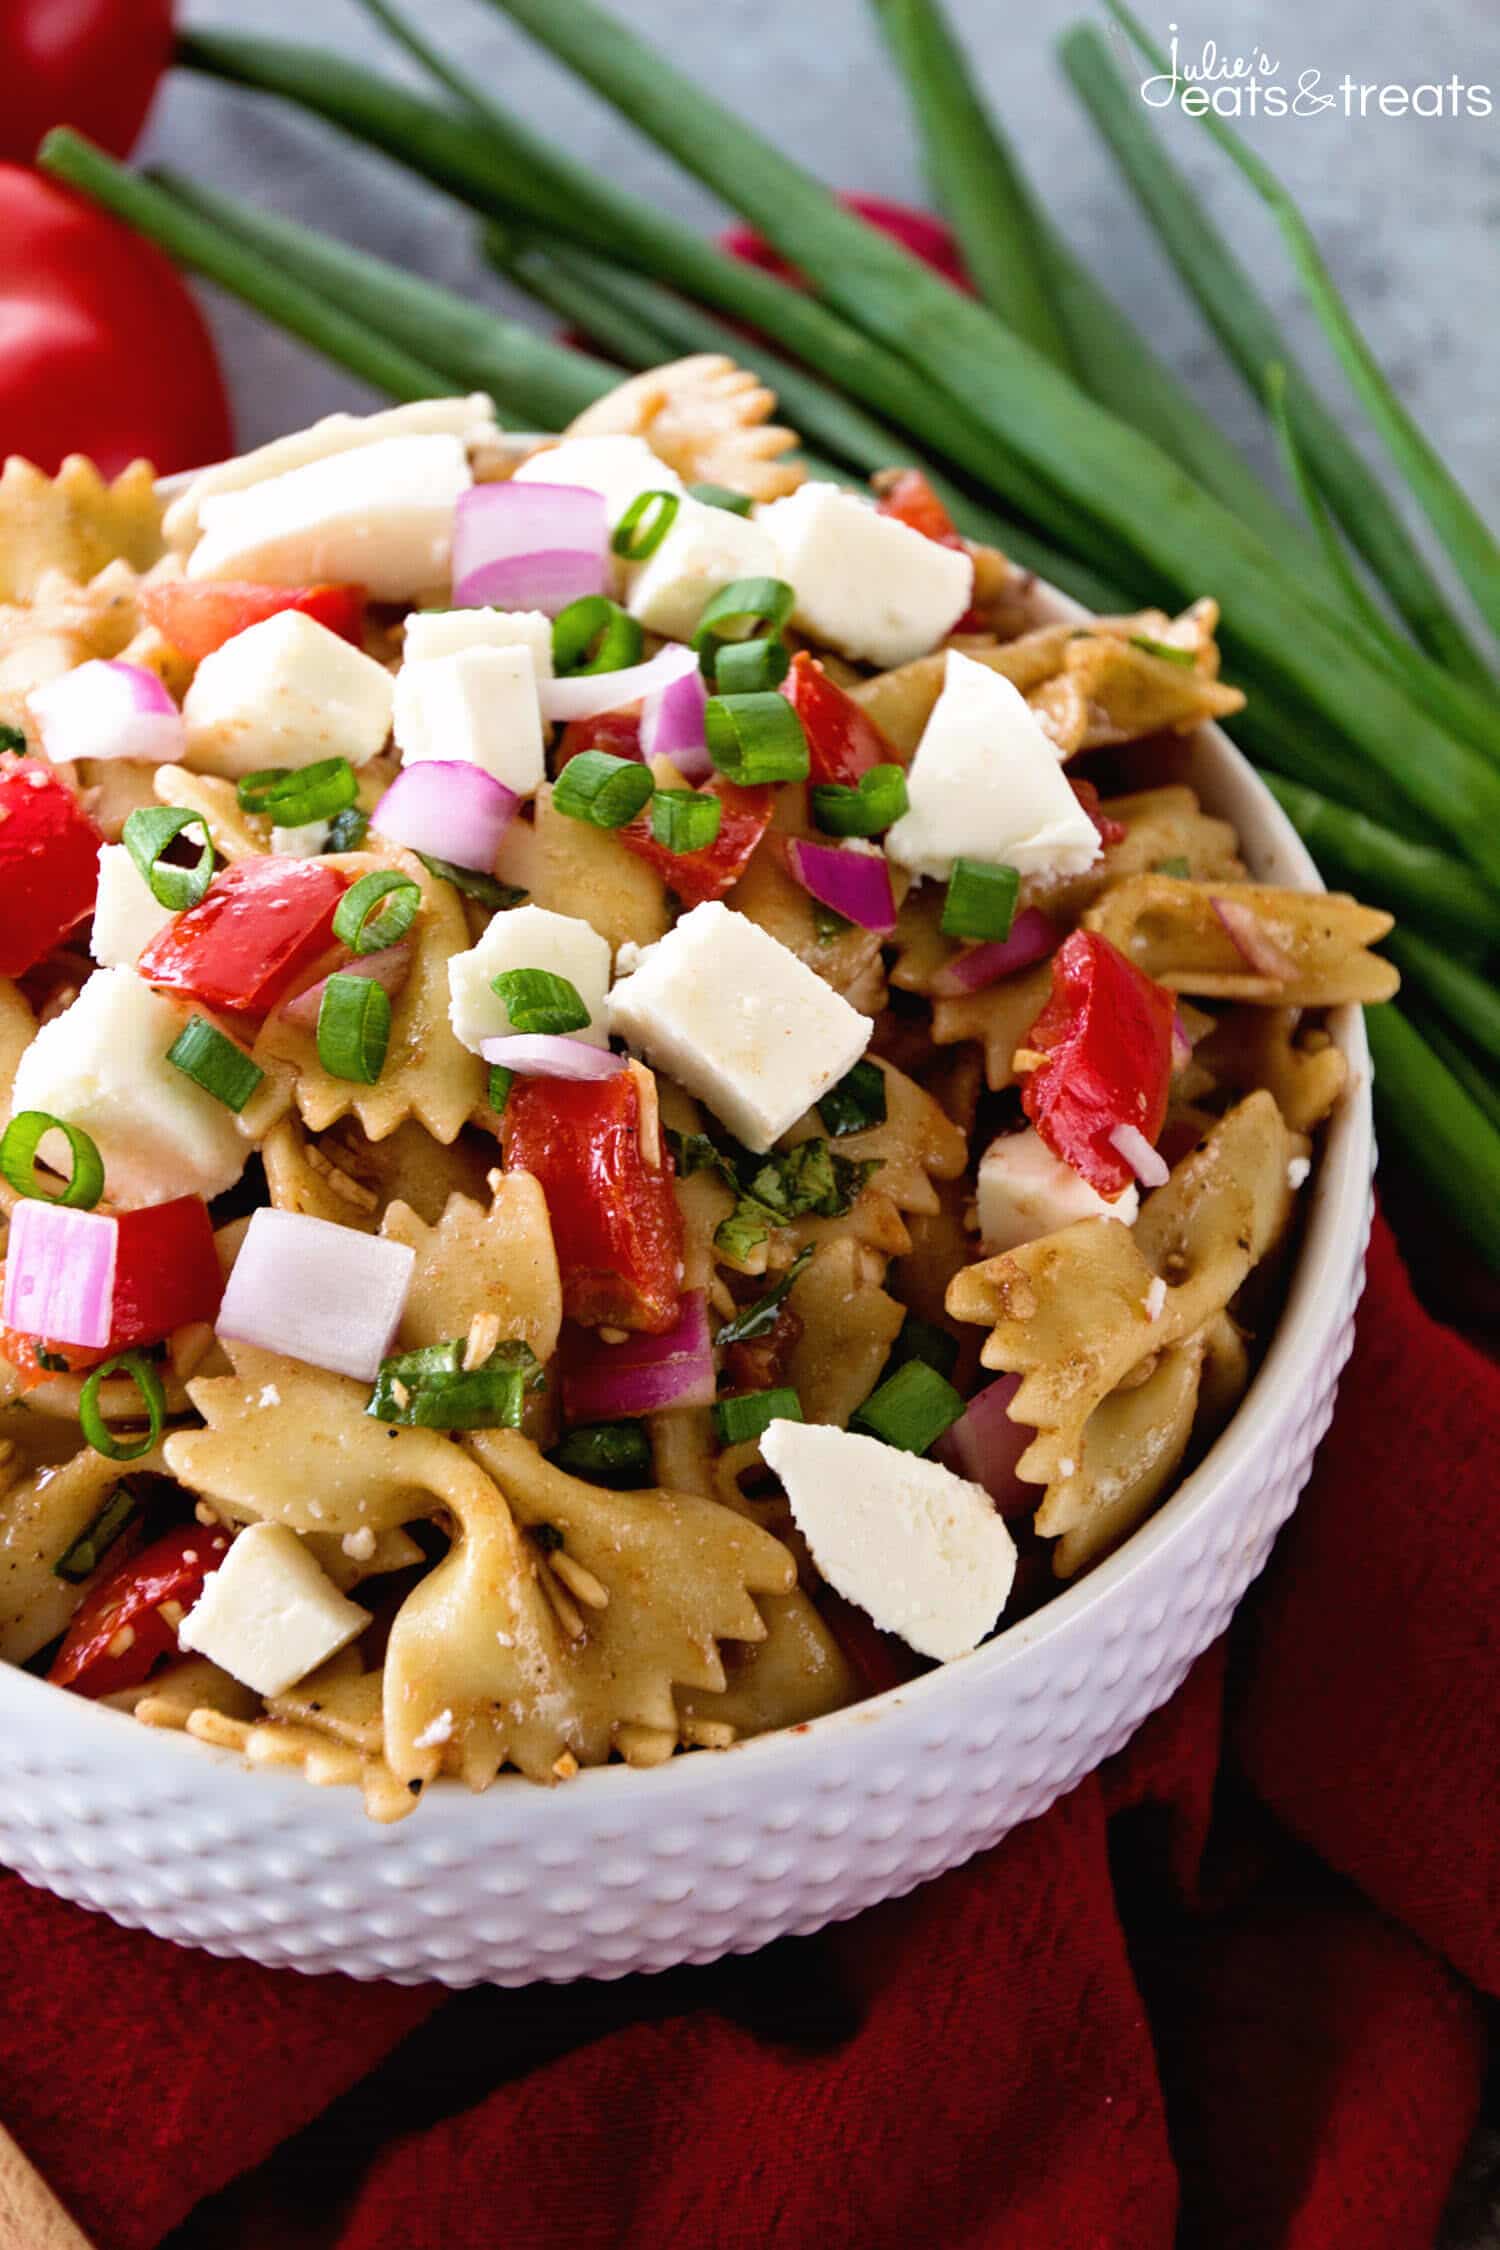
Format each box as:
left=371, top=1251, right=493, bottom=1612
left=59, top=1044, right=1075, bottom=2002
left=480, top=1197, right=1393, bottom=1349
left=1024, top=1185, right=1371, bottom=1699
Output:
left=757, top=482, right=973, bottom=667
left=270, top=818, right=331, bottom=859
left=393, top=646, right=545, bottom=795
left=448, top=902, right=612, bottom=1053
left=178, top=1522, right=369, bottom=1697
left=760, top=1420, right=1016, bottom=1661
left=11, top=969, right=246, bottom=1207
left=512, top=435, right=685, bottom=528
left=886, top=649, right=1101, bottom=882
left=606, top=900, right=871, bottom=1153
left=183, top=611, right=394, bottom=781
left=164, top=395, right=495, bottom=549
left=89, top=845, right=174, bottom=968
left=403, top=606, right=554, bottom=682
left=976, top=1128, right=1138, bottom=1253
left=625, top=495, right=778, bottom=641
left=187, top=433, right=472, bottom=601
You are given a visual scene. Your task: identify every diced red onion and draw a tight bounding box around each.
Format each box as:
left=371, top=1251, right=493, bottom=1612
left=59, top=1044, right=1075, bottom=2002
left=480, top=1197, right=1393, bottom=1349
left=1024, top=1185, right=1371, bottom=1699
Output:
left=639, top=662, right=710, bottom=781
left=451, top=481, right=609, bottom=616
left=931, top=908, right=1058, bottom=996
left=1, top=1202, right=116, bottom=1349
left=372, top=760, right=518, bottom=871
left=215, top=1206, right=414, bottom=1383
left=540, top=641, right=699, bottom=724
left=28, top=660, right=185, bottom=767
left=478, top=1035, right=626, bottom=1081
left=562, top=1290, right=716, bottom=1420
left=933, top=1374, right=1032, bottom=1517
left=785, top=837, right=897, bottom=933
left=1210, top=894, right=1297, bottom=982
left=1108, top=1121, right=1170, bottom=1189
left=280, top=939, right=414, bottom=1029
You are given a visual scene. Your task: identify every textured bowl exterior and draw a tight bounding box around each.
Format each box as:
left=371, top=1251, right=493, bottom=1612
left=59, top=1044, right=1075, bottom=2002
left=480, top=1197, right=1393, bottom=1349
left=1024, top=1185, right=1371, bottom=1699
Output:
left=0, top=574, right=1375, bottom=1986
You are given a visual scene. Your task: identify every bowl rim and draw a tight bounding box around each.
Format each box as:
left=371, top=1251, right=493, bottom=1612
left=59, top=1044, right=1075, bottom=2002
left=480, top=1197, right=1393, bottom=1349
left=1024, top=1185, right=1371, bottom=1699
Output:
left=0, top=556, right=1374, bottom=1824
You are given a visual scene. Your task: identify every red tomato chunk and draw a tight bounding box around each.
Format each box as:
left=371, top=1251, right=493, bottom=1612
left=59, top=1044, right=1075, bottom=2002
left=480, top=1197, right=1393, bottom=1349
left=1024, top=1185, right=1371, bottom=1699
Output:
left=50, top=1522, right=230, bottom=1698
left=1020, top=930, right=1177, bottom=1198
left=0, top=753, right=102, bottom=976
left=138, top=857, right=347, bottom=1021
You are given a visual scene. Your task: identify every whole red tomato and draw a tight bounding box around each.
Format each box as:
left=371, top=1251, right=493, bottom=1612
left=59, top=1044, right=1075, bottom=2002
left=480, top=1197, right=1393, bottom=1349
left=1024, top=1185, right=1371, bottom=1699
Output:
left=0, top=168, right=232, bottom=476
left=3, top=0, right=174, bottom=164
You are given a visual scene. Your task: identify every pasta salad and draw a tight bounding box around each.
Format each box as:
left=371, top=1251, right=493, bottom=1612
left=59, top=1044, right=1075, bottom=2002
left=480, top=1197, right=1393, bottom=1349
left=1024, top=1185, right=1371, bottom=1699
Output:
left=0, top=363, right=1398, bottom=1818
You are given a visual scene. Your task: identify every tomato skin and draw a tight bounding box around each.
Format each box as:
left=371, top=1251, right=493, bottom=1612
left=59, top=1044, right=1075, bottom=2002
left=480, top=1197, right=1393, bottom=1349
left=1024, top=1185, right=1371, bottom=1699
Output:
left=557, top=712, right=643, bottom=768
left=140, top=581, right=367, bottom=665
left=49, top=1522, right=231, bottom=1699
left=137, top=858, right=347, bottom=1021
left=503, top=1072, right=685, bottom=1334
left=108, top=1198, right=224, bottom=1348
left=0, top=1329, right=108, bottom=1393
left=1019, top=931, right=1177, bottom=1197
left=3, top=4, right=173, bottom=165
left=783, top=652, right=899, bottom=787
left=1068, top=775, right=1128, bottom=850
left=619, top=776, right=773, bottom=906
left=0, top=754, right=103, bottom=976
left=874, top=468, right=961, bottom=546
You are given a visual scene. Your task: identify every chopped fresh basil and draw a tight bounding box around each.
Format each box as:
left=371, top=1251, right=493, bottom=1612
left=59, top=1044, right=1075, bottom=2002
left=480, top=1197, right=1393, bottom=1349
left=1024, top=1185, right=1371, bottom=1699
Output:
left=415, top=853, right=526, bottom=912
left=817, top=1058, right=887, bottom=1138
left=367, top=1337, right=543, bottom=1430
left=715, top=1247, right=815, bottom=1347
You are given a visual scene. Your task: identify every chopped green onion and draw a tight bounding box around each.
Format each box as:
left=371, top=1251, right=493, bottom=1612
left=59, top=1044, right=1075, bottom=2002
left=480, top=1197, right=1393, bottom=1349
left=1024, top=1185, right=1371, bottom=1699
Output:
left=79, top=1354, right=166, bottom=1464
left=547, top=1420, right=653, bottom=1486
left=688, top=482, right=753, bottom=516
left=488, top=1063, right=515, bottom=1116
left=166, top=1016, right=264, bottom=1114
left=941, top=859, right=1020, bottom=941
left=317, top=972, right=392, bottom=1082
left=324, top=805, right=371, bottom=853
left=713, top=635, right=789, bottom=694
left=552, top=748, right=655, bottom=829
left=692, top=574, right=796, bottom=678
left=817, top=1058, right=888, bottom=1138
left=237, top=756, right=358, bottom=824
left=713, top=1386, right=803, bottom=1445
left=650, top=788, right=722, bottom=854
left=552, top=594, right=644, bottom=676
left=1128, top=633, right=1196, bottom=668
left=54, top=1481, right=145, bottom=1582
left=612, top=487, right=680, bottom=559
left=851, top=1358, right=965, bottom=1453
left=885, top=1312, right=960, bottom=1382
left=415, top=853, right=526, bottom=911
left=367, top=1336, right=543, bottom=1428
left=0, top=722, right=26, bottom=755
left=715, top=1246, right=814, bottom=1347
left=492, top=966, right=590, bottom=1035
left=0, top=1112, right=105, bottom=1209
left=811, top=763, right=909, bottom=838
left=1154, top=855, right=1192, bottom=879
left=333, top=867, right=421, bottom=953
left=704, top=691, right=809, bottom=785
left=122, top=805, right=216, bottom=911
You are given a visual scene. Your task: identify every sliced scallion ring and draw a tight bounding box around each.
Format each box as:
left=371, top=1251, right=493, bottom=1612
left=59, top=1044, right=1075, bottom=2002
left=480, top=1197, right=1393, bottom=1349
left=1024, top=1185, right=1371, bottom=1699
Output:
left=491, top=967, right=590, bottom=1036
left=552, top=749, right=655, bottom=830
left=122, top=804, right=216, bottom=912
left=692, top=576, right=796, bottom=678
left=650, top=789, right=723, bottom=854
left=54, top=1482, right=143, bottom=1582
left=79, top=1353, right=166, bottom=1464
left=552, top=595, right=645, bottom=677
left=166, top=1016, right=264, bottom=1114
left=687, top=483, right=754, bottom=518
left=810, top=763, right=909, bottom=838
left=940, top=858, right=1020, bottom=942
left=236, top=756, right=359, bottom=825
left=333, top=868, right=421, bottom=954
left=0, top=1111, right=105, bottom=1208
left=612, top=488, right=680, bottom=561
left=713, top=635, right=790, bottom=694
left=703, top=691, right=809, bottom=785
left=317, top=972, right=392, bottom=1083
left=713, top=1387, right=803, bottom=1445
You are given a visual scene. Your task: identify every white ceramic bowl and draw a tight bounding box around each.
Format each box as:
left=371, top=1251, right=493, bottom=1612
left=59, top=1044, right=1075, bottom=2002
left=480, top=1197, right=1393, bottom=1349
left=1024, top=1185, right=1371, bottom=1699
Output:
left=0, top=581, right=1373, bottom=1986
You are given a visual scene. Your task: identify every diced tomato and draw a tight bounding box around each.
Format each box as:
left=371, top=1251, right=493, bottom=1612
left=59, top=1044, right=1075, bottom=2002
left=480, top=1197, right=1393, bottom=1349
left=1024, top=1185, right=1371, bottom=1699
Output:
left=107, top=1197, right=224, bottom=1348
left=874, top=467, right=962, bottom=547
left=1067, top=776, right=1128, bottom=850
left=1019, top=930, right=1177, bottom=1198
left=0, top=1327, right=109, bottom=1393
left=503, top=1071, right=685, bottom=1334
left=140, top=581, right=367, bottom=664
left=49, top=1521, right=231, bottom=1698
left=556, top=711, right=643, bottom=770
left=137, top=856, right=347, bottom=1021
left=782, top=651, right=900, bottom=786
left=619, top=776, right=773, bottom=906
left=0, top=754, right=102, bottom=976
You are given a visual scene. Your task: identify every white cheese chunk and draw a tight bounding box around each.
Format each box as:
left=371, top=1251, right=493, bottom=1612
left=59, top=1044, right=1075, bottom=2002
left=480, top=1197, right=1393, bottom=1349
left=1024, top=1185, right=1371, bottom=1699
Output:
left=886, top=649, right=1101, bottom=882
left=187, top=433, right=472, bottom=601
left=976, top=1127, right=1138, bottom=1254
left=89, top=844, right=174, bottom=968
left=183, top=610, right=394, bottom=781
left=178, top=1522, right=369, bottom=1698
left=448, top=901, right=612, bottom=1054
left=624, top=494, right=778, bottom=641
left=512, top=435, right=685, bottom=527
left=11, top=969, right=246, bottom=1208
left=605, top=900, right=871, bottom=1153
left=402, top=606, right=554, bottom=681
left=393, top=645, right=545, bottom=796
left=270, top=818, right=332, bottom=859
left=756, top=481, right=973, bottom=667
left=760, top=1420, right=1016, bottom=1661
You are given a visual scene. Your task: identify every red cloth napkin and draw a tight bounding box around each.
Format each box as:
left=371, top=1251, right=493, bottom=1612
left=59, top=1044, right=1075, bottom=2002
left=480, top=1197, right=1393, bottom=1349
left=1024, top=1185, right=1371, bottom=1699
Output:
left=0, top=1212, right=1491, bottom=2250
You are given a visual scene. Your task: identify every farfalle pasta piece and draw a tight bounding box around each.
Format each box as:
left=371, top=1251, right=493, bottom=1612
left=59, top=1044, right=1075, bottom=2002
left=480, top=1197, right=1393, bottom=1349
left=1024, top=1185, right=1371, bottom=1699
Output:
left=495, top=782, right=669, bottom=953
left=677, top=1588, right=857, bottom=1738
left=1193, top=1006, right=1348, bottom=1133
left=785, top=1057, right=966, bottom=1221
left=0, top=456, right=163, bottom=604
left=381, top=1174, right=563, bottom=1366
left=0, top=978, right=37, bottom=1136
left=1042, top=1333, right=1207, bottom=1578
left=262, top=1114, right=497, bottom=1233
left=931, top=959, right=1055, bottom=1090
left=255, top=847, right=486, bottom=1143
left=785, top=1238, right=906, bottom=1428
left=564, top=354, right=804, bottom=502
left=153, top=764, right=269, bottom=864
left=1084, top=874, right=1398, bottom=1006
left=0, top=1438, right=168, bottom=1662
